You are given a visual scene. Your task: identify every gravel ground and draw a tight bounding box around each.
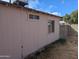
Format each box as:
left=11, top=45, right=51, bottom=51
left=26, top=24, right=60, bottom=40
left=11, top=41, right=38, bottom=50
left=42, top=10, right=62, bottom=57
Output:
left=36, top=24, right=78, bottom=59
left=36, top=35, right=78, bottom=59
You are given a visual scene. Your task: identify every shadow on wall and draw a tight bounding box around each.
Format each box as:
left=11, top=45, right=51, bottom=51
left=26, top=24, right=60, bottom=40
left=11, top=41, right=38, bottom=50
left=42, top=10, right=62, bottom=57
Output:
left=60, top=24, right=78, bottom=39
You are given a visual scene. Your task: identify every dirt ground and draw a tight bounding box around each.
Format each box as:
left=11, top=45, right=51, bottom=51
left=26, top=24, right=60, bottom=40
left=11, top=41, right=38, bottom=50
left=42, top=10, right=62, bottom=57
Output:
left=36, top=35, right=78, bottom=59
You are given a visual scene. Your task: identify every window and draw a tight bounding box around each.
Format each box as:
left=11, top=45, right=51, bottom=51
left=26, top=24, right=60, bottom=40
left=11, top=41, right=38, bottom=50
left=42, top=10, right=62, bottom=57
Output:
left=29, top=14, right=39, bottom=20
left=48, top=20, right=54, bottom=33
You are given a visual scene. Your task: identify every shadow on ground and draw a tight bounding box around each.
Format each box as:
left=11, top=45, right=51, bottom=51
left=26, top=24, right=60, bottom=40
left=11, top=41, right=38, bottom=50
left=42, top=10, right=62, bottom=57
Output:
left=36, top=24, right=78, bottom=59
left=24, top=24, right=78, bottom=59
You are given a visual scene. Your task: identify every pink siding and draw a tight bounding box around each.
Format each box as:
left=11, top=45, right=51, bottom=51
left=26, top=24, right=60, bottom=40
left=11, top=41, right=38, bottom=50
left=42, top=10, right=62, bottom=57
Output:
left=0, top=5, right=60, bottom=59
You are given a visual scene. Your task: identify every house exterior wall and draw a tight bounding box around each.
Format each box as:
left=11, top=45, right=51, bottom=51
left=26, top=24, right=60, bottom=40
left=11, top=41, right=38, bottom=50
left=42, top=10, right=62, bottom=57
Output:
left=0, top=5, right=60, bottom=59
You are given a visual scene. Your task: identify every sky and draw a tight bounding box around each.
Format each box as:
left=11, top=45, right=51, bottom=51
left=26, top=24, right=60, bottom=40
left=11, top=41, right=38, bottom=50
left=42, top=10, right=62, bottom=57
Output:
left=3, top=0, right=78, bottom=16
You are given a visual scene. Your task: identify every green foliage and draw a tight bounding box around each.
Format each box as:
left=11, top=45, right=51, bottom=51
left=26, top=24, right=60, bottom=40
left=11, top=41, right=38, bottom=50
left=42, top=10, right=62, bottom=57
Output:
left=70, top=10, right=78, bottom=24
left=62, top=10, right=78, bottom=24
left=53, top=38, right=66, bottom=44
left=63, top=14, right=70, bottom=23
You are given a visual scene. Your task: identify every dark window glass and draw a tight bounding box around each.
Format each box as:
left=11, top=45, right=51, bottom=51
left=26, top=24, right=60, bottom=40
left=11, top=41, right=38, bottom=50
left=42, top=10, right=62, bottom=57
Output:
left=29, top=14, right=39, bottom=20
left=48, top=20, right=54, bottom=33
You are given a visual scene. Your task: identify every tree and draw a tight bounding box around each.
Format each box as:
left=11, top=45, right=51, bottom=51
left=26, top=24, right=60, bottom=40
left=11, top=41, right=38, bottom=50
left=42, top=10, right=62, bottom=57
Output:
left=62, top=10, right=78, bottom=24
left=63, top=14, right=70, bottom=23
left=70, top=10, right=78, bottom=24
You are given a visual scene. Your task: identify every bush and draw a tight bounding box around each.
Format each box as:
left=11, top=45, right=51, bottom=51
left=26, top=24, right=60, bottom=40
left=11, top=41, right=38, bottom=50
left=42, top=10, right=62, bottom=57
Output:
left=53, top=38, right=66, bottom=44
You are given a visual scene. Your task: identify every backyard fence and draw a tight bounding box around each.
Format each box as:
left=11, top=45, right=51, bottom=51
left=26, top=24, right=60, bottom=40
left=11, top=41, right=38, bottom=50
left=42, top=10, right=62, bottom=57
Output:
left=60, top=23, right=78, bottom=39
